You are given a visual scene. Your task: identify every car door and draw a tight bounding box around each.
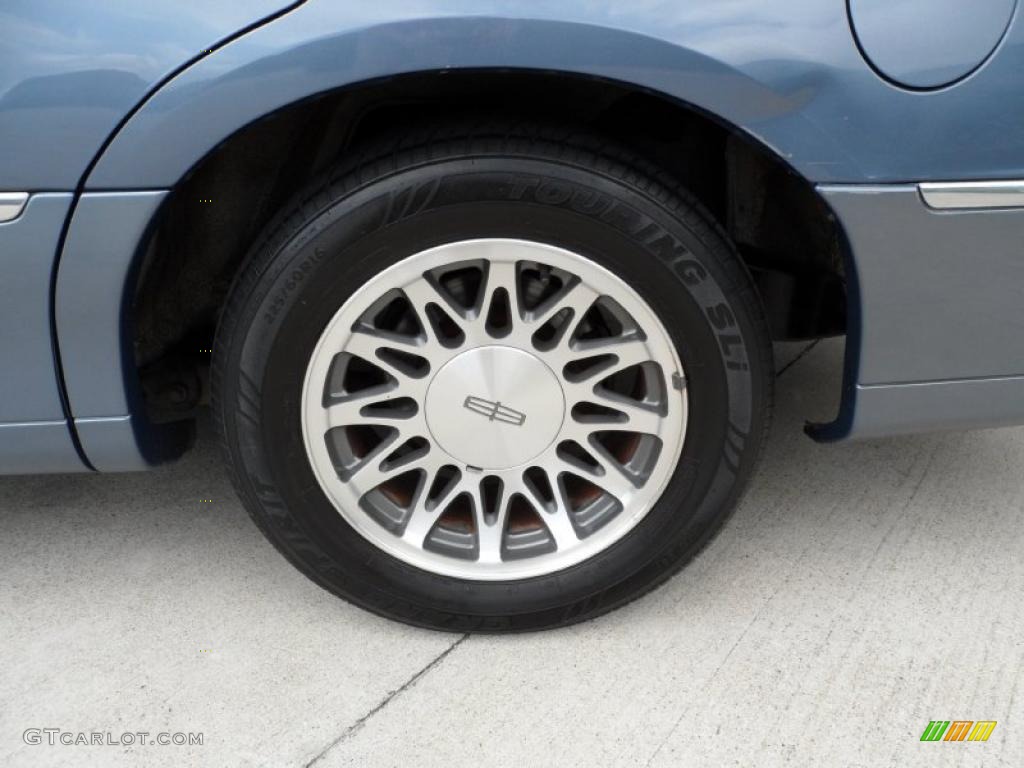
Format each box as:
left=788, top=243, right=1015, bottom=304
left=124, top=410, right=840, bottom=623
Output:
left=0, top=0, right=303, bottom=473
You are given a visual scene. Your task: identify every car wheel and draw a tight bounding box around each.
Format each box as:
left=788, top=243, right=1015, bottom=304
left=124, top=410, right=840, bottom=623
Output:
left=213, top=123, right=772, bottom=631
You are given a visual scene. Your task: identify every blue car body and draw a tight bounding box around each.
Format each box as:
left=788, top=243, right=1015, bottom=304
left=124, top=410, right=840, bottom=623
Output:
left=3, top=0, right=1024, bottom=473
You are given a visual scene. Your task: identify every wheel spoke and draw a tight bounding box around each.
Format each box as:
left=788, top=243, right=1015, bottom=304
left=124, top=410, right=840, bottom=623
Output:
left=514, top=282, right=598, bottom=353
left=561, top=338, right=665, bottom=436
left=324, top=398, right=409, bottom=429
left=522, top=475, right=580, bottom=552
left=567, top=338, right=651, bottom=381
left=556, top=448, right=635, bottom=501
left=470, top=479, right=509, bottom=565
left=346, top=439, right=435, bottom=493
left=482, top=260, right=522, bottom=315
left=560, top=419, right=601, bottom=447
left=585, top=397, right=664, bottom=436
left=400, top=483, right=448, bottom=548
left=402, top=278, right=471, bottom=343
left=343, top=331, right=436, bottom=386
left=530, top=280, right=598, bottom=331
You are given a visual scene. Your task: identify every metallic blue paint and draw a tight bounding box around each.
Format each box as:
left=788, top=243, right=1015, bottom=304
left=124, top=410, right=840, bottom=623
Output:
left=0, top=195, right=86, bottom=474
left=818, top=184, right=1024, bottom=439
left=0, top=421, right=86, bottom=475
left=821, top=186, right=1024, bottom=385
left=0, top=0, right=301, bottom=190
left=3, top=0, right=1024, bottom=471
left=83, top=0, right=1024, bottom=187
left=850, top=377, right=1024, bottom=438
left=0, top=195, right=73, bottom=422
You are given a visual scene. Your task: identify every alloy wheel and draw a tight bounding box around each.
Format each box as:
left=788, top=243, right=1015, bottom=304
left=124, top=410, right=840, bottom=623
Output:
left=300, top=239, right=688, bottom=579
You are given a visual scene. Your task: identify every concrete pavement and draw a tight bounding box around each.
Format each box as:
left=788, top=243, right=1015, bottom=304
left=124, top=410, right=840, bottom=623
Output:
left=2, top=338, right=1023, bottom=767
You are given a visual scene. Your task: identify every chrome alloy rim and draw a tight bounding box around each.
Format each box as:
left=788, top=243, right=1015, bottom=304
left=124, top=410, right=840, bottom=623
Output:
left=301, top=239, right=688, bottom=580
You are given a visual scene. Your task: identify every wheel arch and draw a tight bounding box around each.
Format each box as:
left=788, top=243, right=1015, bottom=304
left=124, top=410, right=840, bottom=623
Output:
left=61, top=19, right=856, bottom=469
left=84, top=15, right=853, bottom=190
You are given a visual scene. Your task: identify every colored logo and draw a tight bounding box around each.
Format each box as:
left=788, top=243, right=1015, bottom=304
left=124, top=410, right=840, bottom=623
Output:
left=463, top=396, right=526, bottom=426
left=920, top=721, right=997, bottom=742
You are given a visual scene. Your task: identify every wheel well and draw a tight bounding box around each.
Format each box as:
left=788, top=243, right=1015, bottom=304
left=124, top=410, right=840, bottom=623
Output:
left=131, top=69, right=844, bottom=422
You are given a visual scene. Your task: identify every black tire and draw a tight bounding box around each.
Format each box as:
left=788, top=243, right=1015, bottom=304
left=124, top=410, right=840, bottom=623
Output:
left=212, top=122, right=772, bottom=632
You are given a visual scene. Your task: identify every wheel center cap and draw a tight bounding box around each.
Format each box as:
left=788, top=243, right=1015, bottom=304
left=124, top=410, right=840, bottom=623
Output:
left=425, top=345, right=565, bottom=470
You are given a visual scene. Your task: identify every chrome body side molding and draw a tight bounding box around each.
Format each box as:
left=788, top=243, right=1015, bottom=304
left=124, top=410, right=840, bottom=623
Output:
left=919, top=181, right=1024, bottom=210
left=0, top=192, right=29, bottom=223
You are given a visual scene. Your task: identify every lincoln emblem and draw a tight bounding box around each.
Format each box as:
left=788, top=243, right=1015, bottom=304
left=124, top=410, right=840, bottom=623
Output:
left=462, top=396, right=527, bottom=426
